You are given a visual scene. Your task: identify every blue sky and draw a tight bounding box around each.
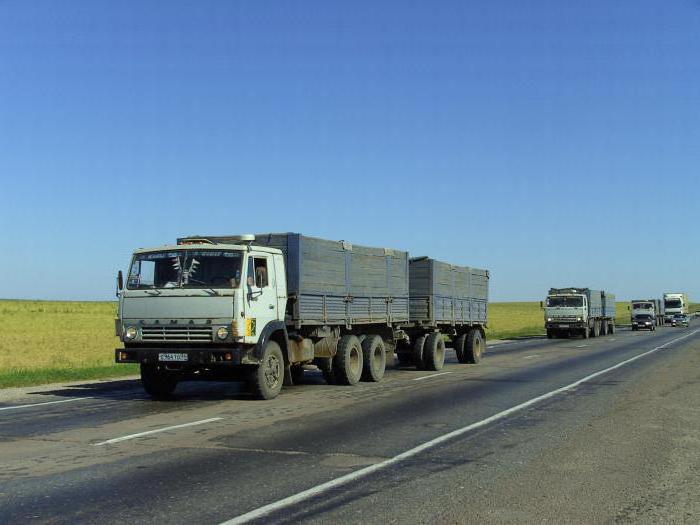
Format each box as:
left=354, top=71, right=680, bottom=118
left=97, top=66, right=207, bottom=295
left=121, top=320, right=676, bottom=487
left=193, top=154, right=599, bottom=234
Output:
left=1, top=0, right=699, bottom=302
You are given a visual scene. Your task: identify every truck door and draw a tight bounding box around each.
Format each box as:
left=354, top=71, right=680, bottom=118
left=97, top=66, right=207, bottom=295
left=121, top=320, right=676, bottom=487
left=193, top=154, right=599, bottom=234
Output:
left=243, top=253, right=278, bottom=344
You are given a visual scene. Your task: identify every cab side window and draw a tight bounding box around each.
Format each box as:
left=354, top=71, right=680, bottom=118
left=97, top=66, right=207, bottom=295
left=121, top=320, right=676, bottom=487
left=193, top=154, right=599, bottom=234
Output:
left=247, top=257, right=268, bottom=288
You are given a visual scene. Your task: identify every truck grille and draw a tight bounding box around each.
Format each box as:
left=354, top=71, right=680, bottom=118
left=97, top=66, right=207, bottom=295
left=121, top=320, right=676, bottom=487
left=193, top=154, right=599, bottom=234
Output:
left=141, top=325, right=213, bottom=342
left=553, top=316, right=579, bottom=322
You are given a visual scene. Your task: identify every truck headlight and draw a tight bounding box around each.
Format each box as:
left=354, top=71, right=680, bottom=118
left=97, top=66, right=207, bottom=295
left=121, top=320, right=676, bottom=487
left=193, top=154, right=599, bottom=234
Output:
left=547, top=317, right=553, bottom=322
left=125, top=326, right=138, bottom=340
left=216, top=327, right=229, bottom=340
left=577, top=317, right=582, bottom=321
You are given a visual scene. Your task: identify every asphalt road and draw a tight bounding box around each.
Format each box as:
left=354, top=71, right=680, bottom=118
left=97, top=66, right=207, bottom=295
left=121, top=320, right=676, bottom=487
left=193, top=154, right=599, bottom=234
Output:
left=1, top=322, right=699, bottom=524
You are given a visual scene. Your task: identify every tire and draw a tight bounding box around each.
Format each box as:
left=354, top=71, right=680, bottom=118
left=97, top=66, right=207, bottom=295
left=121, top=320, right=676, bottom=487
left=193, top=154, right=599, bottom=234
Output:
left=546, top=330, right=553, bottom=339
left=250, top=340, right=284, bottom=400
left=140, top=364, right=178, bottom=399
left=454, top=333, right=468, bottom=363
left=314, top=357, right=335, bottom=385
left=290, top=364, right=305, bottom=385
left=465, top=329, right=484, bottom=364
left=357, top=335, right=366, bottom=344
left=412, top=335, right=427, bottom=370
left=361, top=335, right=386, bottom=382
left=333, top=335, right=363, bottom=385
left=583, top=325, right=590, bottom=339
left=591, top=321, right=599, bottom=338
left=609, top=323, right=615, bottom=334
left=601, top=321, right=608, bottom=336
left=423, top=332, right=446, bottom=371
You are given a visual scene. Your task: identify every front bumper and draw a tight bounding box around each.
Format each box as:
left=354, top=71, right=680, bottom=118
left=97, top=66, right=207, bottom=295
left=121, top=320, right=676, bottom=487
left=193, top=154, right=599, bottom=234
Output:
left=632, top=322, right=654, bottom=330
left=115, top=345, right=259, bottom=366
left=546, top=321, right=586, bottom=330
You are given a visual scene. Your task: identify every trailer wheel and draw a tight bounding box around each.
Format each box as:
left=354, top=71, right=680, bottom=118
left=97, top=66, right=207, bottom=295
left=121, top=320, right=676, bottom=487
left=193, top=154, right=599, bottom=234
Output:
left=592, top=321, right=600, bottom=338
left=600, top=321, right=608, bottom=336
left=333, top=335, right=363, bottom=385
left=609, top=322, right=615, bottom=334
left=454, top=333, right=468, bottom=363
left=361, top=335, right=386, bottom=382
left=412, top=335, right=427, bottom=370
left=314, top=357, right=336, bottom=385
left=423, top=333, right=446, bottom=371
left=140, top=364, right=178, bottom=399
left=465, top=329, right=484, bottom=364
left=250, top=340, right=284, bottom=400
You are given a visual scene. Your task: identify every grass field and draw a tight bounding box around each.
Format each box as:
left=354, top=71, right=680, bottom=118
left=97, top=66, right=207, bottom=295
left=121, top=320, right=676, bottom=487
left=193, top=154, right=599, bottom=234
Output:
left=0, top=299, right=695, bottom=388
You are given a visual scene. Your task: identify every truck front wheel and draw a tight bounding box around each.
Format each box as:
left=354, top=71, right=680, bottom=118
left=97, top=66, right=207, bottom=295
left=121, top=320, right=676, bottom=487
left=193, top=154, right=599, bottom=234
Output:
left=423, top=333, right=446, bottom=371
left=140, top=364, right=178, bottom=399
left=250, top=340, right=284, bottom=400
left=361, top=335, right=386, bottom=382
left=333, top=335, right=363, bottom=385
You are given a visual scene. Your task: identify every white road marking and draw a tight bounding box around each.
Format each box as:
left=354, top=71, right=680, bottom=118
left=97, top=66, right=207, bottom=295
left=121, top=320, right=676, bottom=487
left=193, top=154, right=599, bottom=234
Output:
left=0, top=396, right=93, bottom=412
left=412, top=372, right=452, bottom=381
left=220, top=329, right=699, bottom=525
left=524, top=355, right=540, bottom=359
left=94, top=417, right=223, bottom=446
left=575, top=345, right=588, bottom=348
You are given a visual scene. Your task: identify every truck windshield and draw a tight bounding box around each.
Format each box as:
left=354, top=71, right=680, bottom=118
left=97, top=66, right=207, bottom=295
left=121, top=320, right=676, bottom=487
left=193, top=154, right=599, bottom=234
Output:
left=127, top=250, right=243, bottom=289
left=547, top=296, right=583, bottom=307
left=633, top=303, right=653, bottom=309
left=665, top=299, right=682, bottom=308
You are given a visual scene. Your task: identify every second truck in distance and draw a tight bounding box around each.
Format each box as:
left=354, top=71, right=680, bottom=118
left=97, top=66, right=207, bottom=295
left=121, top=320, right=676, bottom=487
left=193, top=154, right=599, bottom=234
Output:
left=544, top=287, right=616, bottom=339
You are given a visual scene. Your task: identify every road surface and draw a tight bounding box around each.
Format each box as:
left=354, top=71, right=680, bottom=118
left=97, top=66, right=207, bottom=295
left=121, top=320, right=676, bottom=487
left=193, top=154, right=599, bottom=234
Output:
left=1, top=322, right=699, bottom=524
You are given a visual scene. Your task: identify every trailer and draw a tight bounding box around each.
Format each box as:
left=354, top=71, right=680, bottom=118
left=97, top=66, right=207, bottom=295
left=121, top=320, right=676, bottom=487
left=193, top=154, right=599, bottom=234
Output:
left=544, top=287, right=616, bottom=339
left=397, top=257, right=489, bottom=368
left=115, top=233, right=490, bottom=400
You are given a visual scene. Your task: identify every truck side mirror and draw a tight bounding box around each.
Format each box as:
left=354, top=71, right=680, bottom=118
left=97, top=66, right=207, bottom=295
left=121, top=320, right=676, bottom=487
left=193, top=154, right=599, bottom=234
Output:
left=117, top=270, right=123, bottom=295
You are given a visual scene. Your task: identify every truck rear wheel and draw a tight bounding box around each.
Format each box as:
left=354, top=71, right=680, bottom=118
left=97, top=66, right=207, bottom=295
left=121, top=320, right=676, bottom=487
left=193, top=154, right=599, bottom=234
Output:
left=609, top=322, right=615, bottom=334
left=361, top=335, right=386, bottom=382
left=583, top=325, right=590, bottom=339
left=412, top=335, right=427, bottom=370
left=250, top=340, right=284, bottom=400
left=333, top=335, right=363, bottom=385
left=592, top=321, right=600, bottom=338
left=423, top=333, right=446, bottom=371
left=140, top=364, right=178, bottom=399
left=601, top=321, right=608, bottom=336
left=454, top=333, right=468, bottom=363
left=465, top=329, right=484, bottom=364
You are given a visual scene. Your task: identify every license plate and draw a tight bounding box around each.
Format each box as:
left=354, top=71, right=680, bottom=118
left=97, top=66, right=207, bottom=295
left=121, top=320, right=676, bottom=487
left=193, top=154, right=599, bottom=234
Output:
left=158, top=353, right=188, bottom=362
left=559, top=324, right=569, bottom=328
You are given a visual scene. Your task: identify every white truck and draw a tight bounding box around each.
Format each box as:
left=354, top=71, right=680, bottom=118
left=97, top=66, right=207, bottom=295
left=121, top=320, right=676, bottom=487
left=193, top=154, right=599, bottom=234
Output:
left=115, top=233, right=489, bottom=400
left=663, top=293, right=689, bottom=324
left=544, top=287, right=616, bottom=339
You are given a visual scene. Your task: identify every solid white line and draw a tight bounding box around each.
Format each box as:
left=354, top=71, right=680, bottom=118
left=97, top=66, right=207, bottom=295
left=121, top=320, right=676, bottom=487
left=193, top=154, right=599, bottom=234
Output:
left=412, top=372, right=453, bottom=381
left=94, top=417, right=224, bottom=446
left=575, top=345, right=588, bottom=348
left=0, top=396, right=93, bottom=412
left=524, top=355, right=540, bottom=360
left=220, top=329, right=699, bottom=525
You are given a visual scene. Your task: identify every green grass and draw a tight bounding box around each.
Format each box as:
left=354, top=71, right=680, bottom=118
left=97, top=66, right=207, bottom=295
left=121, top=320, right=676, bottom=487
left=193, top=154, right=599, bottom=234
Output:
left=1, top=298, right=696, bottom=388
left=0, top=300, right=134, bottom=388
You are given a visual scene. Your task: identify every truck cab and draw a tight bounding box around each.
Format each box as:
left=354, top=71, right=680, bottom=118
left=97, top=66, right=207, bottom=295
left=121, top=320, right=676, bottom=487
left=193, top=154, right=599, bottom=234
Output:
left=115, top=236, right=290, bottom=399
left=544, top=292, right=588, bottom=338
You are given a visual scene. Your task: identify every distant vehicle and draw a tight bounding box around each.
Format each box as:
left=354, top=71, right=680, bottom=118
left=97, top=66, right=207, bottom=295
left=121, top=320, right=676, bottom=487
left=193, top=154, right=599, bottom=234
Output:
left=663, top=292, right=689, bottom=324
left=630, top=299, right=663, bottom=326
left=671, top=313, right=689, bottom=327
left=631, top=313, right=656, bottom=331
left=544, top=287, right=616, bottom=339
